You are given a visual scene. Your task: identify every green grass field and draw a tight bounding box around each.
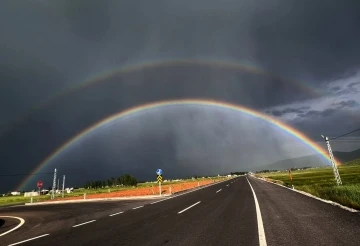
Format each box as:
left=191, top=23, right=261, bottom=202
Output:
left=0, top=176, right=227, bottom=207
left=257, top=160, right=360, bottom=210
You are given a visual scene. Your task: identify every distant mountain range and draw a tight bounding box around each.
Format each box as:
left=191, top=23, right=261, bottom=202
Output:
left=253, top=148, right=360, bottom=171
left=333, top=149, right=360, bottom=163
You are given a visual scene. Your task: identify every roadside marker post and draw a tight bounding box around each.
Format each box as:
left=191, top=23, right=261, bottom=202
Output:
left=157, top=175, right=163, bottom=195
left=156, top=169, right=163, bottom=196
left=288, top=169, right=294, bottom=189
left=159, top=179, right=161, bottom=196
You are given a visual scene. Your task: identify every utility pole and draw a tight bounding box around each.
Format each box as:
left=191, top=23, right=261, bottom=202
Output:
left=62, top=175, right=65, bottom=198
left=57, top=179, right=60, bottom=197
left=52, top=168, right=57, bottom=199
left=321, top=135, right=342, bottom=185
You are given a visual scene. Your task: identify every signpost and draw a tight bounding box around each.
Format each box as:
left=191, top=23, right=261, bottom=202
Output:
left=37, top=180, right=43, bottom=202
left=156, top=169, right=163, bottom=196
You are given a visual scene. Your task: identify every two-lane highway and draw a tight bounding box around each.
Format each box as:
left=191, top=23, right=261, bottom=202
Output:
left=22, top=177, right=257, bottom=246
left=2, top=176, right=360, bottom=246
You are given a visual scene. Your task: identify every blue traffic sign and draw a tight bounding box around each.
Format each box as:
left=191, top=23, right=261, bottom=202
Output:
left=156, top=169, right=163, bottom=175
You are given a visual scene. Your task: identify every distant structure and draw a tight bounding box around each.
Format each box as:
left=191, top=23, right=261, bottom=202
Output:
left=10, top=191, right=21, bottom=196
left=24, top=192, right=39, bottom=197
left=51, top=168, right=57, bottom=199
left=321, top=135, right=342, bottom=185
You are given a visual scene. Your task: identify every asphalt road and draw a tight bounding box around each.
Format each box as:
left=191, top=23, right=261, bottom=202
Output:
left=1, top=176, right=360, bottom=246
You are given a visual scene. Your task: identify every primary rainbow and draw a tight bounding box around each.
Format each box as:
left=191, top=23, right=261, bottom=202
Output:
left=16, top=99, right=333, bottom=191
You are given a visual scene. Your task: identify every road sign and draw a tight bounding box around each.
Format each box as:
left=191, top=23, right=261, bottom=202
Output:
left=157, top=175, right=163, bottom=183
left=156, top=169, right=162, bottom=175
left=37, top=180, right=43, bottom=188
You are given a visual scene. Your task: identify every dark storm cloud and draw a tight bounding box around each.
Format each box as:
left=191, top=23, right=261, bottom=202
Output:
left=330, top=86, right=341, bottom=92
left=297, top=109, right=337, bottom=119
left=1, top=0, right=360, bottom=192
left=292, top=110, right=360, bottom=141
left=335, top=87, right=359, bottom=96
left=1, top=0, right=360, bottom=129
left=266, top=106, right=310, bottom=117
left=332, top=100, right=359, bottom=109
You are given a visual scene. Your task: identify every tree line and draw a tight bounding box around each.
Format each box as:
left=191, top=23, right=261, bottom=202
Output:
left=84, top=174, right=137, bottom=189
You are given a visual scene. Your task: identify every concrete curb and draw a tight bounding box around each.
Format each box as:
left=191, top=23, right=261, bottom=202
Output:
left=250, top=175, right=359, bottom=213
left=24, top=178, right=232, bottom=206
left=25, top=195, right=170, bottom=206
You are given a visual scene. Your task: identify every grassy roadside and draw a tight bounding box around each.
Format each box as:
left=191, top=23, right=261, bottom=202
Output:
left=0, top=177, right=227, bottom=207
left=256, top=164, right=360, bottom=210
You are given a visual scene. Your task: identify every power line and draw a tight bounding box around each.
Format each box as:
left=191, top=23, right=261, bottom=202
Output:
left=331, top=127, right=360, bottom=140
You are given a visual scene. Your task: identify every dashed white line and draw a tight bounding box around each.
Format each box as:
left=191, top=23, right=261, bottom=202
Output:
left=216, top=189, right=222, bottom=193
left=132, top=205, right=143, bottom=210
left=0, top=216, right=25, bottom=237
left=226, top=184, right=229, bottom=187
left=109, top=211, right=124, bottom=217
left=8, top=234, right=50, bottom=246
left=246, top=177, right=267, bottom=246
left=178, top=201, right=201, bottom=214
left=150, top=178, right=230, bottom=205
left=72, top=220, right=96, bottom=228
left=151, top=198, right=172, bottom=204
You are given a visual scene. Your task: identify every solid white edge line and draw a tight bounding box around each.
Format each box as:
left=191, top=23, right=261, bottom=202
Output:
left=251, top=175, right=360, bottom=213
left=132, top=205, right=144, bottom=210
left=72, top=220, right=96, bottom=228
left=246, top=177, right=267, bottom=246
left=216, top=189, right=222, bottom=193
left=178, top=201, right=201, bottom=214
left=0, top=216, right=25, bottom=237
left=109, top=211, right=124, bottom=217
left=8, top=234, right=50, bottom=246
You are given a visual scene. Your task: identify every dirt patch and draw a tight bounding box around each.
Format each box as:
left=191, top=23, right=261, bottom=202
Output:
left=48, top=180, right=222, bottom=202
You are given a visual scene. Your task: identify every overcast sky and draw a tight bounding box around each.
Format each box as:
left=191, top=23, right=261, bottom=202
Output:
left=1, top=0, right=360, bottom=192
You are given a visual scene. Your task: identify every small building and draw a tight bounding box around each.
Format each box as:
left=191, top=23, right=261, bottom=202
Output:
left=11, top=191, right=21, bottom=196
left=24, top=192, right=39, bottom=197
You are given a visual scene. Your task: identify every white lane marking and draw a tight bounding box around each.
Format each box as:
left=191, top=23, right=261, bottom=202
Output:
left=226, top=184, right=229, bottom=187
left=72, top=220, right=96, bottom=228
left=178, top=201, right=201, bottom=214
left=216, top=189, right=222, bottom=193
left=0, top=216, right=25, bottom=237
left=246, top=177, right=267, bottom=246
left=151, top=198, right=172, bottom=204
left=150, top=178, right=230, bottom=205
left=109, top=211, right=124, bottom=217
left=8, top=234, right=50, bottom=246
left=132, top=205, right=143, bottom=210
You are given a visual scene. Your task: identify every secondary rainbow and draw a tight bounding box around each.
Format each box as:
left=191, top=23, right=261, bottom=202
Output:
left=3, top=58, right=321, bottom=138
left=16, top=99, right=333, bottom=191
